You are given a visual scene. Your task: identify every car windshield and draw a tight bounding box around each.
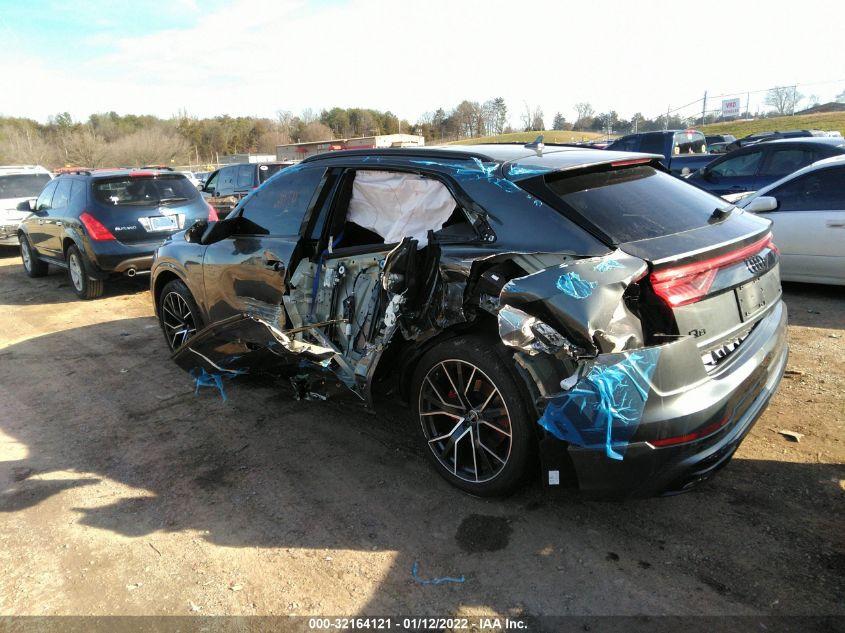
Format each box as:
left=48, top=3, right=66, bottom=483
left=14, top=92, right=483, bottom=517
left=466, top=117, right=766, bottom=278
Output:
left=540, top=165, right=726, bottom=243
left=0, top=173, right=51, bottom=199
left=93, top=175, right=199, bottom=206
left=258, top=163, right=285, bottom=183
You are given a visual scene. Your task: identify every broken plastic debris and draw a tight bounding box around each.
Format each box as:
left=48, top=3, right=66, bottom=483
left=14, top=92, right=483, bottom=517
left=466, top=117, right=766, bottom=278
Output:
left=778, top=429, right=804, bottom=443
left=555, top=272, right=597, bottom=299
left=411, top=561, right=465, bottom=586
left=538, top=348, right=660, bottom=460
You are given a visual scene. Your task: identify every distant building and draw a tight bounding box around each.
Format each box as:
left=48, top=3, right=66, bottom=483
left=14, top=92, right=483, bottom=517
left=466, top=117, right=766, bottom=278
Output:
left=219, top=153, right=277, bottom=164
left=276, top=134, right=425, bottom=161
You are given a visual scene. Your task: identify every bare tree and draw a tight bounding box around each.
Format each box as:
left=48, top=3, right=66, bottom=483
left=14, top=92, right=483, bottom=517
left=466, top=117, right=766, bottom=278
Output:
left=574, top=102, right=594, bottom=130
left=299, top=121, right=334, bottom=143
left=106, top=128, right=189, bottom=166
left=62, top=127, right=109, bottom=167
left=765, top=86, right=803, bottom=115
left=0, top=125, right=56, bottom=165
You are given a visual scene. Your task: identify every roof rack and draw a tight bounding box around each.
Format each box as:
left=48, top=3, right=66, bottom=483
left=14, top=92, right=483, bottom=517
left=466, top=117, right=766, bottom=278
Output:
left=300, top=147, right=496, bottom=163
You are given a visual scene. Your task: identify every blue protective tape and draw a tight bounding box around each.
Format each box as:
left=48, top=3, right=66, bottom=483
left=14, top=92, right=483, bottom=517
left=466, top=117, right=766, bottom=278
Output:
left=538, top=348, right=661, bottom=460
left=556, top=272, right=597, bottom=299
left=190, top=366, right=246, bottom=402
left=411, top=561, right=465, bottom=586
left=594, top=259, right=625, bottom=273
left=505, top=163, right=554, bottom=179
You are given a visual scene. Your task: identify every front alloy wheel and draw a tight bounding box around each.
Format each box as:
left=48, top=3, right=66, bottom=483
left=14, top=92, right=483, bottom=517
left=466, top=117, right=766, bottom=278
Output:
left=161, top=290, right=198, bottom=350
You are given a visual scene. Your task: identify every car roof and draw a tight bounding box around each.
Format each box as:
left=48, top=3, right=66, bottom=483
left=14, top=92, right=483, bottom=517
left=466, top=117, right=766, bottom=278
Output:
left=763, top=137, right=845, bottom=147
left=301, top=144, right=662, bottom=176
left=69, top=168, right=188, bottom=180
left=0, top=165, right=51, bottom=176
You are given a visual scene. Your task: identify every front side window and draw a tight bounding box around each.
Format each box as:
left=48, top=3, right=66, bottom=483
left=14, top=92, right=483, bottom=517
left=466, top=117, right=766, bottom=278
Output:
left=709, top=151, right=762, bottom=178
left=238, top=167, right=326, bottom=235
left=0, top=173, right=52, bottom=199
left=204, top=170, right=220, bottom=192
left=93, top=176, right=199, bottom=207
left=772, top=167, right=845, bottom=212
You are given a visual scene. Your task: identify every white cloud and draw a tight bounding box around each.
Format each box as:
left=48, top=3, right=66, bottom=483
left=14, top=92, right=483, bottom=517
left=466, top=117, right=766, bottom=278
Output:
left=2, top=0, right=844, bottom=126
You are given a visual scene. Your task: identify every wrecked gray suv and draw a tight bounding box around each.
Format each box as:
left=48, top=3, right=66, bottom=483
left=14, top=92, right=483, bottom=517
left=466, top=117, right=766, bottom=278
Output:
left=150, top=144, right=788, bottom=497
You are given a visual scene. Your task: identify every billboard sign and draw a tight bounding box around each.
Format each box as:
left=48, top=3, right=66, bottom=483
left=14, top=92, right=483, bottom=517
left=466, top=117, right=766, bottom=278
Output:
left=722, top=98, right=742, bottom=117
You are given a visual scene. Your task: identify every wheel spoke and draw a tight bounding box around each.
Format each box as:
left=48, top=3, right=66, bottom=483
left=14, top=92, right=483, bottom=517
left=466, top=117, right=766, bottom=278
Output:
left=425, top=377, right=462, bottom=410
left=479, top=419, right=511, bottom=438
left=469, top=427, right=479, bottom=481
left=420, top=409, right=463, bottom=420
left=478, top=437, right=506, bottom=464
left=439, top=362, right=465, bottom=408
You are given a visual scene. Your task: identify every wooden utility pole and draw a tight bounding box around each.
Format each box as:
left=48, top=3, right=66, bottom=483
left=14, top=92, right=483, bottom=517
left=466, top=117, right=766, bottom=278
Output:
left=701, top=91, right=707, bottom=125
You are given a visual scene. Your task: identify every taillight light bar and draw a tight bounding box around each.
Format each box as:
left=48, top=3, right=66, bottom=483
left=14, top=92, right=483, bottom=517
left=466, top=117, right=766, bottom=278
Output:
left=610, top=158, right=653, bottom=167
left=650, top=416, right=730, bottom=448
left=650, top=233, right=774, bottom=307
left=79, top=212, right=116, bottom=241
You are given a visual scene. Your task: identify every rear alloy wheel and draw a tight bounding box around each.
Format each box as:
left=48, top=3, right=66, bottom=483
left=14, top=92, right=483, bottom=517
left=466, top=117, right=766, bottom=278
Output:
left=20, top=234, right=48, bottom=277
left=412, top=336, right=535, bottom=496
left=158, top=279, right=202, bottom=351
left=66, top=245, right=103, bottom=299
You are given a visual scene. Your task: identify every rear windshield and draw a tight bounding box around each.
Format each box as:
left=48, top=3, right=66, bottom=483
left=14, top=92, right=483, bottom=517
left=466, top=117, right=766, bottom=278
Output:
left=93, top=175, right=199, bottom=206
left=541, top=165, right=726, bottom=243
left=258, top=163, right=286, bottom=183
left=0, top=173, right=51, bottom=199
left=673, top=131, right=707, bottom=154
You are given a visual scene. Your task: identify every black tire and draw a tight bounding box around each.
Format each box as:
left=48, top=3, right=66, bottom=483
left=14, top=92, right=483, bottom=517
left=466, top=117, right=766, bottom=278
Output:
left=158, top=278, right=203, bottom=351
left=411, top=335, right=536, bottom=497
left=19, top=233, right=48, bottom=277
left=66, top=244, right=104, bottom=300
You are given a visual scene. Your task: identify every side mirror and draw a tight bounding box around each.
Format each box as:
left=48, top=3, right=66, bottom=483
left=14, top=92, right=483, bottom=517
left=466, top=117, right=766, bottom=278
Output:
left=184, top=219, right=209, bottom=243
left=200, top=217, right=239, bottom=245
left=745, top=196, right=778, bottom=213
left=702, top=170, right=716, bottom=182
left=17, top=199, right=35, bottom=212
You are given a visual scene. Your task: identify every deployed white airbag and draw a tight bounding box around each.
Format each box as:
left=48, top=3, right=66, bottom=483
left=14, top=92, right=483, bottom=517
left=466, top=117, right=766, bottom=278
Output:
left=347, top=170, right=456, bottom=246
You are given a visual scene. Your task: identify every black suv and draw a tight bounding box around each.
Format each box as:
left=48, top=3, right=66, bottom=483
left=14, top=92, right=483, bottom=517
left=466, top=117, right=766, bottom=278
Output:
left=202, top=161, right=295, bottom=218
left=152, top=145, right=787, bottom=498
left=18, top=169, right=214, bottom=299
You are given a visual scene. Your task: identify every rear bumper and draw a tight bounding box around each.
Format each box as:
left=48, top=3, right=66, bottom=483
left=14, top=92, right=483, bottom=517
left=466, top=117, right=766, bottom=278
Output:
left=83, top=239, right=158, bottom=278
left=539, top=300, right=788, bottom=498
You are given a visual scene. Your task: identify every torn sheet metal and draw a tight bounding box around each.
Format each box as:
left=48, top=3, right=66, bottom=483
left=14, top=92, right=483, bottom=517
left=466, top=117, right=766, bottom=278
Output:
left=498, top=305, right=580, bottom=358
left=538, top=347, right=661, bottom=460
left=500, top=249, right=647, bottom=355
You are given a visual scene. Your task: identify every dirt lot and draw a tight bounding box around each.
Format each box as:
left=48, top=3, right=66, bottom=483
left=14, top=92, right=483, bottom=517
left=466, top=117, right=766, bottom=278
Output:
left=0, top=245, right=842, bottom=621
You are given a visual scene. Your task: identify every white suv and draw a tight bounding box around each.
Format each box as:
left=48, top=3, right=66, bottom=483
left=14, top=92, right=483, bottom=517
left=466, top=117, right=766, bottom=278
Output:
left=0, top=165, right=53, bottom=245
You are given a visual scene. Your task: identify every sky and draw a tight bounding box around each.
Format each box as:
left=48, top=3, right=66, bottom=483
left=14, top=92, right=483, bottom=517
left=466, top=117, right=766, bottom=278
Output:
left=1, top=0, right=844, bottom=128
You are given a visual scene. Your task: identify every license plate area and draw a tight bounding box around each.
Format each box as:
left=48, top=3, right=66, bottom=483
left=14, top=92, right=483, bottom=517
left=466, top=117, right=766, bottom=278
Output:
left=149, top=215, right=178, bottom=231
left=736, top=267, right=780, bottom=322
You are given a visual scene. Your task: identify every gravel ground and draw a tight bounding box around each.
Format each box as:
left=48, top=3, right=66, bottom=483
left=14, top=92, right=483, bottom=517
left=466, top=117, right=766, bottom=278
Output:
left=0, top=246, right=842, bottom=622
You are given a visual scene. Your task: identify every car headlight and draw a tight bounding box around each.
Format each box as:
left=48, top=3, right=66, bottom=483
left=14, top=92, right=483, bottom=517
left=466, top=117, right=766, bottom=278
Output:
left=498, top=305, right=577, bottom=357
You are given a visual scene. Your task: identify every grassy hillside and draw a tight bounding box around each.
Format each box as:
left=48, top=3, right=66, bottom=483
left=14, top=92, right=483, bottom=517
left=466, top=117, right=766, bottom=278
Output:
left=448, top=130, right=604, bottom=145
left=700, top=112, right=845, bottom=138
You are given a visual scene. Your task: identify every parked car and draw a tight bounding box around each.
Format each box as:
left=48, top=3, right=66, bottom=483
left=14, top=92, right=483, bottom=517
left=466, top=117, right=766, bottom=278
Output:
left=0, top=165, right=52, bottom=245
left=195, top=171, right=210, bottom=185
left=704, top=135, right=737, bottom=155
left=181, top=171, right=202, bottom=189
left=727, top=129, right=823, bottom=151
left=737, top=155, right=845, bottom=285
left=201, top=161, right=296, bottom=218
left=685, top=137, right=845, bottom=198
left=18, top=169, right=215, bottom=299
left=604, top=130, right=715, bottom=176
left=151, top=144, right=787, bottom=498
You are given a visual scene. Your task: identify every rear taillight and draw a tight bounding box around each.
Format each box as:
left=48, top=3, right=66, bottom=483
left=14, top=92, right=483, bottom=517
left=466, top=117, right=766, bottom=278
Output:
left=79, top=212, right=116, bottom=241
left=206, top=203, right=219, bottom=221
left=650, top=233, right=774, bottom=307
